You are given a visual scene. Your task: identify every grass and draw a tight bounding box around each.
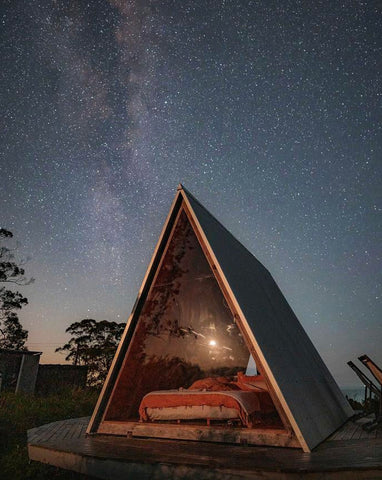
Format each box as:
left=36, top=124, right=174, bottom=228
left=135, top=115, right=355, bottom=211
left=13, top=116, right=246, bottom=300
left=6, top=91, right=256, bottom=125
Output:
left=0, top=388, right=99, bottom=480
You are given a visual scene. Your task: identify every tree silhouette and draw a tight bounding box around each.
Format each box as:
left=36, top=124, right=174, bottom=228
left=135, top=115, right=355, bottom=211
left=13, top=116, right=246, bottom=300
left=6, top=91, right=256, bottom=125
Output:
left=56, top=319, right=125, bottom=386
left=0, top=229, right=31, bottom=349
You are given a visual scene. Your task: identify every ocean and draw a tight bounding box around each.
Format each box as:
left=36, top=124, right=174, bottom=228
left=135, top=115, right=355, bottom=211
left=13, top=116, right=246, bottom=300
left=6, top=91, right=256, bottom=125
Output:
left=341, top=387, right=365, bottom=402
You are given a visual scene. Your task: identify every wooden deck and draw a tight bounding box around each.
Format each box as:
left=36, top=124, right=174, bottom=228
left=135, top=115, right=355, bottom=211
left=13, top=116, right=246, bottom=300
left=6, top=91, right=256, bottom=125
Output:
left=28, top=416, right=382, bottom=479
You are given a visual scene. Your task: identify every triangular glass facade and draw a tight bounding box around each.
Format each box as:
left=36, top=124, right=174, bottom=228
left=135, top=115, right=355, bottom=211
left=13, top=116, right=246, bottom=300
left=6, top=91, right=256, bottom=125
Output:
left=104, top=209, right=250, bottom=421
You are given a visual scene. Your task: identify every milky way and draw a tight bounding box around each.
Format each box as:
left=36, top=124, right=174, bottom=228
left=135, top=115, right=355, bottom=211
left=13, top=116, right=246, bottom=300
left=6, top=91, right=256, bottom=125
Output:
left=1, top=0, right=381, bottom=385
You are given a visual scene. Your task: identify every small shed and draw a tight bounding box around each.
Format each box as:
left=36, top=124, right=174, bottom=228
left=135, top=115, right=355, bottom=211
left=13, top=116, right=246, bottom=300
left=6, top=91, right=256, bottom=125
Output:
left=0, top=348, right=41, bottom=394
left=87, top=185, right=353, bottom=452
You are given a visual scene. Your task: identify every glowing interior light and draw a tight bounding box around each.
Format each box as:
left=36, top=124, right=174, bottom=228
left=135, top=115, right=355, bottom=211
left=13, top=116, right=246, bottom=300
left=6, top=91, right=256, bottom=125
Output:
left=209, top=340, right=217, bottom=347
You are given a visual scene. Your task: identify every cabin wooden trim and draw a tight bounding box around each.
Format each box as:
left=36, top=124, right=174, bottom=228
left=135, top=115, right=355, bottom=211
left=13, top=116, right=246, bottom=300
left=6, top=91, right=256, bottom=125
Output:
left=180, top=191, right=309, bottom=452
left=132, top=423, right=299, bottom=448
left=182, top=202, right=294, bottom=435
left=88, top=186, right=305, bottom=447
left=96, top=421, right=137, bottom=436
left=99, top=204, right=186, bottom=425
left=91, top=193, right=291, bottom=447
left=87, top=190, right=184, bottom=433
left=96, top=421, right=299, bottom=448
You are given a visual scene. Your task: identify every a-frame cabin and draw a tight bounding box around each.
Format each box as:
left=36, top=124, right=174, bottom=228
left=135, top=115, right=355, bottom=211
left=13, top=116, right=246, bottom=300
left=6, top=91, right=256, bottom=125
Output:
left=87, top=185, right=353, bottom=452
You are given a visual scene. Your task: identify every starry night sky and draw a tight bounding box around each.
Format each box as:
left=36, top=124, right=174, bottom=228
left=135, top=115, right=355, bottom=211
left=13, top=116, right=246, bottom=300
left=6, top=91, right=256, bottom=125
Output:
left=1, top=0, right=381, bottom=386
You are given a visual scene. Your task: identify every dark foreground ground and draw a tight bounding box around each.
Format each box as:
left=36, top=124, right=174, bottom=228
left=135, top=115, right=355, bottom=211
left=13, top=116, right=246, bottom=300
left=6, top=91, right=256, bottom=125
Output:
left=0, top=389, right=98, bottom=480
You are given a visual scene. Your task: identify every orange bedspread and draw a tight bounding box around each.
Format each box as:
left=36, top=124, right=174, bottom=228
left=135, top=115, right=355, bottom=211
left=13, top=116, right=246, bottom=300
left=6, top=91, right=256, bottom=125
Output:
left=139, top=389, right=272, bottom=427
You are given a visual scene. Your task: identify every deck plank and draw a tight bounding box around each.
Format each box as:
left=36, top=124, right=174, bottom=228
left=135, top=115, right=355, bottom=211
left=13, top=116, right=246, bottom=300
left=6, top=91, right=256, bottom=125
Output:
left=329, top=416, right=377, bottom=442
left=27, top=416, right=382, bottom=478
left=35, top=420, right=65, bottom=443
left=71, top=421, right=84, bottom=440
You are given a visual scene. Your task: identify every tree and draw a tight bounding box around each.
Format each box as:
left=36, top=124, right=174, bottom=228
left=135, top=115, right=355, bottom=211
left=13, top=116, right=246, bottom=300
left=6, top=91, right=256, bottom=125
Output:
left=0, top=228, right=31, bottom=349
left=56, top=319, right=125, bottom=386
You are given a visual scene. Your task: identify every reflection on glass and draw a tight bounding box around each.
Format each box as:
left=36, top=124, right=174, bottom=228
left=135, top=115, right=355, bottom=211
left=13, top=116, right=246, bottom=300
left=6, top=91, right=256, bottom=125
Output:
left=246, top=355, right=257, bottom=375
left=105, top=209, right=250, bottom=421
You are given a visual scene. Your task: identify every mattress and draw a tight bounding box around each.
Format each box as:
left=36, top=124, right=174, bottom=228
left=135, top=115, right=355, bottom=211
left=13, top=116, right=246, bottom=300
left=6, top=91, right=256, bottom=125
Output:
left=139, top=389, right=273, bottom=427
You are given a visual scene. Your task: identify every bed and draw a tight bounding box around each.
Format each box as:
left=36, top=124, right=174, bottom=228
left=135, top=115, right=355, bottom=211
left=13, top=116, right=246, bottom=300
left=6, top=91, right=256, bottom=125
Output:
left=138, top=374, right=275, bottom=427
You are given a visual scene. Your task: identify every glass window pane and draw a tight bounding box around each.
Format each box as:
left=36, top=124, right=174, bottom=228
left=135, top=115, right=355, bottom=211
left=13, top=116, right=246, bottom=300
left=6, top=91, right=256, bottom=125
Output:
left=105, top=210, right=250, bottom=421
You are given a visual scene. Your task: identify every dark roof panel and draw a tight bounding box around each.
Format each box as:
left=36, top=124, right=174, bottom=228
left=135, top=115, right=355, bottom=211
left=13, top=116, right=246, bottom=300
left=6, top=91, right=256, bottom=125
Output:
left=182, top=187, right=353, bottom=450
